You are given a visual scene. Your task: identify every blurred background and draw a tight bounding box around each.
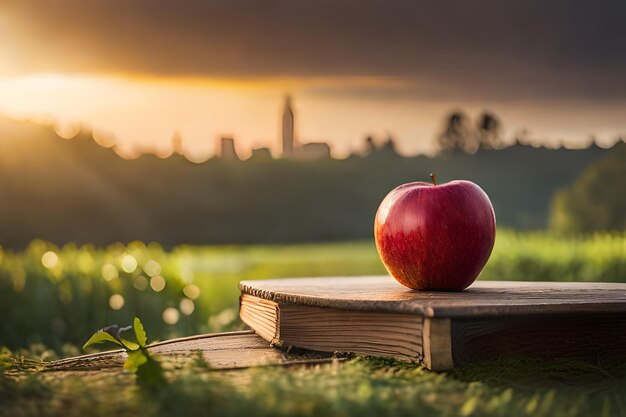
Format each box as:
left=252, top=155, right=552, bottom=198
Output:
left=0, top=0, right=624, bottom=356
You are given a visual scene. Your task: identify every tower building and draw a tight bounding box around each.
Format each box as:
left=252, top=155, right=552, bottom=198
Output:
left=215, top=136, right=240, bottom=161
left=282, top=96, right=295, bottom=156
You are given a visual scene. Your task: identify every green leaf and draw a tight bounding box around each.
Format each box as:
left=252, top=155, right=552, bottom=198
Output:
left=0, top=347, right=13, bottom=370
left=82, top=330, right=124, bottom=350
left=83, top=322, right=144, bottom=352
left=124, top=350, right=148, bottom=371
left=133, top=317, right=147, bottom=348
left=120, top=338, right=141, bottom=351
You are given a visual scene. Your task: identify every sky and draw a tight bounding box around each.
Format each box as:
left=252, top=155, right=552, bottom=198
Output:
left=1, top=0, right=625, bottom=158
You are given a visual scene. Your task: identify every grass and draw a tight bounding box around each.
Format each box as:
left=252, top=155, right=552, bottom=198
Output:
left=2, top=355, right=625, bottom=417
left=1, top=230, right=626, bottom=416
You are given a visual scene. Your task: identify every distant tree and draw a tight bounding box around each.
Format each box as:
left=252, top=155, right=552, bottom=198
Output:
left=380, top=136, right=398, bottom=154
left=364, top=136, right=377, bottom=154
left=365, top=135, right=398, bottom=157
left=381, top=135, right=397, bottom=153
left=549, top=142, right=626, bottom=234
left=437, top=110, right=506, bottom=153
left=437, top=111, right=479, bottom=153
left=476, top=112, right=502, bottom=149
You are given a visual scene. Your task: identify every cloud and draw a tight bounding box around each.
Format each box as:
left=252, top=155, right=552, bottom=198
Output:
left=3, top=0, right=626, bottom=100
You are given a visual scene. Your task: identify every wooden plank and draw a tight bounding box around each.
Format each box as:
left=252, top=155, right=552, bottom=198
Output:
left=451, top=312, right=626, bottom=365
left=44, top=330, right=335, bottom=372
left=422, top=318, right=453, bottom=370
left=240, top=277, right=626, bottom=318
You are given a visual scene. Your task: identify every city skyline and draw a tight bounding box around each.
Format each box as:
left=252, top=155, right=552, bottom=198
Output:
left=2, top=92, right=623, bottom=164
left=1, top=75, right=624, bottom=161
left=129, top=95, right=334, bottom=160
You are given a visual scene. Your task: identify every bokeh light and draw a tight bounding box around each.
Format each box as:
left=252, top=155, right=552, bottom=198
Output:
left=133, top=275, right=149, bottom=291
left=179, top=298, right=195, bottom=315
left=108, top=294, right=125, bottom=310
left=162, top=307, right=179, bottom=325
left=208, top=308, right=236, bottom=330
left=150, top=275, right=166, bottom=292
left=53, top=121, right=81, bottom=139
left=101, top=263, right=119, bottom=281
left=143, top=259, right=161, bottom=277
left=121, top=254, right=138, bottom=273
left=182, top=284, right=200, bottom=300
left=41, top=251, right=59, bottom=269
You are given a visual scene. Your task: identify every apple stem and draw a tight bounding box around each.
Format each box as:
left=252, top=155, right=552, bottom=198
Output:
left=430, top=173, right=437, bottom=186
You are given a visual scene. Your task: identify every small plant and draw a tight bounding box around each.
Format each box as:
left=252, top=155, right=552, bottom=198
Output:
left=0, top=347, right=13, bottom=371
left=83, top=317, right=165, bottom=387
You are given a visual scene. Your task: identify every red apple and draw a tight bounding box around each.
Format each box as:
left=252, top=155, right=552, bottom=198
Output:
left=374, top=175, right=496, bottom=291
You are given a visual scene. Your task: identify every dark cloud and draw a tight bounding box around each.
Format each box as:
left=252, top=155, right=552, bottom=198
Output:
left=4, top=0, right=626, bottom=100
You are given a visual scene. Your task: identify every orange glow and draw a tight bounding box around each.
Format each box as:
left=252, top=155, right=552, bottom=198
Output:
left=0, top=73, right=625, bottom=159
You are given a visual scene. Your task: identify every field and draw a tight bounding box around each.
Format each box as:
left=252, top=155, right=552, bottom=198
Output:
left=1, top=230, right=626, bottom=416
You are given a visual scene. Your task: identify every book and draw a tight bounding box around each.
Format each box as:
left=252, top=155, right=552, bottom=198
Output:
left=239, top=276, right=626, bottom=370
left=46, top=330, right=335, bottom=372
